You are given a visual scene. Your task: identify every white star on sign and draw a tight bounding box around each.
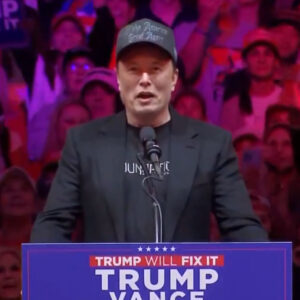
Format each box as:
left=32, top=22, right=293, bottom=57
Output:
left=171, top=246, right=176, bottom=252
left=146, top=247, right=151, bottom=252
left=163, top=246, right=168, bottom=252
left=154, top=247, right=160, bottom=252
left=138, top=247, right=143, bottom=252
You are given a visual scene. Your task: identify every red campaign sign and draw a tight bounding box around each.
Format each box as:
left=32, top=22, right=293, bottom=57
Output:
left=89, top=255, right=224, bottom=267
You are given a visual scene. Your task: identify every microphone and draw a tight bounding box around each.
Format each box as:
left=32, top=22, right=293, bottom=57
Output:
left=139, top=127, right=163, bottom=179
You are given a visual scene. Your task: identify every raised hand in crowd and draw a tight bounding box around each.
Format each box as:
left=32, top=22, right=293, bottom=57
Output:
left=180, top=0, right=224, bottom=81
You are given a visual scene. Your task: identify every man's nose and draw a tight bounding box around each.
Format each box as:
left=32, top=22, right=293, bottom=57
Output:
left=274, top=144, right=283, bottom=154
left=139, top=72, right=151, bottom=87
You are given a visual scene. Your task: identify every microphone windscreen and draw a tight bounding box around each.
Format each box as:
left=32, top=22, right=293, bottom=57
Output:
left=139, top=126, right=156, bottom=143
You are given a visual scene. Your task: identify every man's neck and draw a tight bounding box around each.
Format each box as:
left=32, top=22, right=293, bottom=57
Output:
left=250, top=78, right=276, bottom=97
left=265, top=163, right=295, bottom=182
left=126, top=110, right=171, bottom=128
left=150, top=0, right=181, bottom=26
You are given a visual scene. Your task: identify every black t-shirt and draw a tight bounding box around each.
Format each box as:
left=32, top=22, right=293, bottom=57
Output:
left=124, top=121, right=171, bottom=242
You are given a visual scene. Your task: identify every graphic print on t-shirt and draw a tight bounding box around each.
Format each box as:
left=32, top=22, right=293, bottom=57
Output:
left=124, top=161, right=171, bottom=176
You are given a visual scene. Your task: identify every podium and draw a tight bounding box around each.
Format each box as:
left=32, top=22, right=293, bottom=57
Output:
left=22, top=242, right=292, bottom=300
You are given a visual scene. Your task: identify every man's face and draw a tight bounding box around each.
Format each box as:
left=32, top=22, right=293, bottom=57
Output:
left=65, top=57, right=94, bottom=94
left=0, top=178, right=35, bottom=217
left=107, top=0, right=135, bottom=29
left=57, top=104, right=90, bottom=146
left=0, top=253, right=21, bottom=300
left=83, top=83, right=116, bottom=119
left=174, top=95, right=205, bottom=121
left=263, top=127, right=294, bottom=172
left=117, top=44, right=178, bottom=126
left=52, top=20, right=84, bottom=53
left=245, top=45, right=277, bottom=80
left=271, top=24, right=300, bottom=59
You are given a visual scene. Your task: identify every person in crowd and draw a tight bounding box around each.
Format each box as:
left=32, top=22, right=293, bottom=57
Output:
left=134, top=0, right=196, bottom=28
left=43, top=101, right=91, bottom=163
left=0, top=167, right=36, bottom=247
left=220, top=28, right=282, bottom=138
left=0, top=249, right=21, bottom=300
left=0, top=66, right=8, bottom=117
left=250, top=193, right=271, bottom=235
left=293, top=239, right=300, bottom=300
left=172, top=88, right=207, bottom=121
left=233, top=132, right=260, bottom=169
left=27, top=47, right=94, bottom=162
left=59, top=0, right=107, bottom=33
left=60, top=47, right=95, bottom=102
left=31, top=18, right=267, bottom=243
left=80, top=67, right=119, bottom=119
left=268, top=10, right=300, bottom=107
left=0, top=67, right=30, bottom=174
left=60, top=0, right=95, bottom=17
left=134, top=0, right=223, bottom=82
left=0, top=115, right=11, bottom=174
left=89, top=0, right=137, bottom=68
left=0, top=67, right=11, bottom=173
left=243, top=124, right=298, bottom=241
left=191, top=0, right=265, bottom=124
left=36, top=162, right=59, bottom=212
left=8, top=3, right=43, bottom=91
left=264, top=104, right=300, bottom=130
left=29, top=13, right=86, bottom=121
left=263, top=124, right=299, bottom=240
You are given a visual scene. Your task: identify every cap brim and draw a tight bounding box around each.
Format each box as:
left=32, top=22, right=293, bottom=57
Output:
left=116, top=41, right=176, bottom=63
left=242, top=41, right=280, bottom=59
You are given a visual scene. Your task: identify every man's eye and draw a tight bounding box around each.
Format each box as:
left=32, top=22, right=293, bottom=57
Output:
left=83, top=64, right=91, bottom=70
left=70, top=64, right=77, bottom=71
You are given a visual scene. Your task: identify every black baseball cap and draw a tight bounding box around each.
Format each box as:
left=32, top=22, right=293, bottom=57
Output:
left=62, top=47, right=94, bottom=72
left=116, top=18, right=177, bottom=63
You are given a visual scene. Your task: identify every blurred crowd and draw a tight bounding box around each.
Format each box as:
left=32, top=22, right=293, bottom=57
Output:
left=1, top=0, right=300, bottom=299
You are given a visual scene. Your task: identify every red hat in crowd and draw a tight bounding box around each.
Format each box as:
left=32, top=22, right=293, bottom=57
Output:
left=242, top=28, right=280, bottom=58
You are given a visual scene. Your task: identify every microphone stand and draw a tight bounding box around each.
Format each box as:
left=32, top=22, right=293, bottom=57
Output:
left=137, top=152, right=163, bottom=243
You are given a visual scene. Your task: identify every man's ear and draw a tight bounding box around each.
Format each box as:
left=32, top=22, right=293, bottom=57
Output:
left=116, top=65, right=121, bottom=92
left=117, top=78, right=121, bottom=92
left=171, top=68, right=179, bottom=92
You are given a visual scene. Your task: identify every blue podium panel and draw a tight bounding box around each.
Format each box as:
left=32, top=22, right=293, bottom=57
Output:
left=22, top=243, right=292, bottom=300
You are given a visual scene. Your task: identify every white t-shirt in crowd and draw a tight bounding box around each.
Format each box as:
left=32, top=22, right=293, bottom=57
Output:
left=243, top=85, right=282, bottom=138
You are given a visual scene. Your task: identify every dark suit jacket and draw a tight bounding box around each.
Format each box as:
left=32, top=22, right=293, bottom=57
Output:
left=31, top=110, right=267, bottom=242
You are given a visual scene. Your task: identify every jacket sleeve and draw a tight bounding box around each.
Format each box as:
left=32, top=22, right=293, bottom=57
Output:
left=31, top=129, right=82, bottom=242
left=212, top=131, right=268, bottom=241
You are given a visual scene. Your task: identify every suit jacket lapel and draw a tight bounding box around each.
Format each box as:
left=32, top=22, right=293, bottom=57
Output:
left=97, top=112, right=127, bottom=242
left=164, top=110, right=199, bottom=241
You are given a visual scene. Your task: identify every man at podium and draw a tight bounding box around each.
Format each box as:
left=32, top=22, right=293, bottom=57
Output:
left=31, top=19, right=267, bottom=243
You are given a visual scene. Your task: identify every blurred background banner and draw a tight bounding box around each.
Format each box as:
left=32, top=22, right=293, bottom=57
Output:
left=0, top=0, right=27, bottom=48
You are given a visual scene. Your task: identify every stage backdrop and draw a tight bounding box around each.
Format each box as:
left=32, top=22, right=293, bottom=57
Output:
left=22, top=242, right=292, bottom=300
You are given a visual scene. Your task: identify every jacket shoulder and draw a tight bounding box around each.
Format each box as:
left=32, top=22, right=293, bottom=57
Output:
left=188, top=117, right=232, bottom=142
left=68, top=113, right=123, bottom=141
